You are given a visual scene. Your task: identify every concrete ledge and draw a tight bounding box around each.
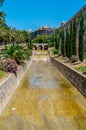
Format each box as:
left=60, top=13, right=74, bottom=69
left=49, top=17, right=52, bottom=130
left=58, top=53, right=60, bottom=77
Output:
left=51, top=57, right=86, bottom=98
left=0, top=57, right=32, bottom=115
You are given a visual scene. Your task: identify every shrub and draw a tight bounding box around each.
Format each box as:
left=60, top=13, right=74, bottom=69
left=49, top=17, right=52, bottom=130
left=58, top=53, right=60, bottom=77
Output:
left=0, top=60, right=3, bottom=70
left=1, top=44, right=31, bottom=64
left=3, top=59, right=18, bottom=74
left=52, top=49, right=59, bottom=54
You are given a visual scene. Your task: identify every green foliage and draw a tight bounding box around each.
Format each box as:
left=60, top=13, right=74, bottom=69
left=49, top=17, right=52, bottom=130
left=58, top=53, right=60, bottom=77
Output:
left=32, top=34, right=53, bottom=48
left=76, top=66, right=86, bottom=72
left=79, top=15, right=84, bottom=61
left=61, top=29, right=65, bottom=57
left=47, top=42, right=53, bottom=47
left=0, top=11, right=30, bottom=45
left=49, top=34, right=54, bottom=46
left=65, top=27, right=69, bottom=57
left=52, top=49, right=59, bottom=54
left=32, top=35, right=51, bottom=43
left=0, top=2, right=31, bottom=46
left=0, top=44, right=31, bottom=64
left=61, top=19, right=77, bottom=59
left=0, top=70, right=6, bottom=79
left=65, top=26, right=73, bottom=59
left=32, top=28, right=61, bottom=49
left=69, top=22, right=73, bottom=57
left=72, top=18, right=77, bottom=55
left=22, top=30, right=30, bottom=43
left=28, top=39, right=33, bottom=50
left=54, top=28, right=61, bottom=50
left=0, top=11, right=6, bottom=27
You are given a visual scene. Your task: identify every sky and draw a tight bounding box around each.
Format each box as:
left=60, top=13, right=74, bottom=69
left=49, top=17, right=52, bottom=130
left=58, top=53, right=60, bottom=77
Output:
left=1, top=0, right=86, bottom=31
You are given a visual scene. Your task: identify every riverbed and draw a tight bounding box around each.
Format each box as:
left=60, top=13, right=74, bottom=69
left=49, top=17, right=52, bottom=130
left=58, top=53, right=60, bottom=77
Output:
left=0, top=51, right=86, bottom=130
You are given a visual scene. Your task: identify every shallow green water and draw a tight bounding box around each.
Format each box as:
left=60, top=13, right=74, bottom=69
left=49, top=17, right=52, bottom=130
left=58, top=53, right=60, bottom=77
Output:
left=0, top=51, right=86, bottom=130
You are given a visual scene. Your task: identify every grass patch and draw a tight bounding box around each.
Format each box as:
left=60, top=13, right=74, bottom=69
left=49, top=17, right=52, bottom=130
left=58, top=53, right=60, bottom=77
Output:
left=0, top=70, right=7, bottom=80
left=76, top=66, right=86, bottom=72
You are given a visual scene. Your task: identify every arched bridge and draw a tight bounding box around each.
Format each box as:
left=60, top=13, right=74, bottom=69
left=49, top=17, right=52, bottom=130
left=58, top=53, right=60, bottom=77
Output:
left=33, top=43, right=48, bottom=50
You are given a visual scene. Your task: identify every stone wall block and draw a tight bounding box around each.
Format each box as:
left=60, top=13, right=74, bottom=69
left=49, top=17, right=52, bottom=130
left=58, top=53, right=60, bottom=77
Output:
left=0, top=58, right=32, bottom=116
left=51, top=57, right=86, bottom=97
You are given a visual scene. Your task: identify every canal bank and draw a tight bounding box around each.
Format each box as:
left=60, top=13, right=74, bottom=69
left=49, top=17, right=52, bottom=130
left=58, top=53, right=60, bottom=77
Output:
left=50, top=57, right=86, bottom=98
left=0, top=51, right=86, bottom=130
left=0, top=57, right=33, bottom=116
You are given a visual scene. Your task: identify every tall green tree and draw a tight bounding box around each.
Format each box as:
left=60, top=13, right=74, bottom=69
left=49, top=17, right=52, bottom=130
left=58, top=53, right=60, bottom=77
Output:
left=61, top=29, right=65, bottom=57
left=79, top=14, right=84, bottom=61
left=69, top=22, right=73, bottom=58
left=32, top=35, right=51, bottom=44
left=0, top=11, right=6, bottom=27
left=54, top=28, right=61, bottom=50
left=65, top=27, right=69, bottom=57
left=22, top=30, right=30, bottom=43
left=72, top=18, right=77, bottom=55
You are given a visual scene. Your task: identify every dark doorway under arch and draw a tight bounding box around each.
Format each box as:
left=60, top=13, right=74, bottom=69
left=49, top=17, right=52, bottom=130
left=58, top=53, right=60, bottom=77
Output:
left=44, top=45, right=48, bottom=50
left=33, top=45, right=37, bottom=50
left=38, top=45, right=42, bottom=50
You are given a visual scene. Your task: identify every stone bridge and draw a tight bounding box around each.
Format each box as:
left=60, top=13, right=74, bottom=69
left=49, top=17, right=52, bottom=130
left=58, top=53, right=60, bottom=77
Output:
left=33, top=43, right=48, bottom=50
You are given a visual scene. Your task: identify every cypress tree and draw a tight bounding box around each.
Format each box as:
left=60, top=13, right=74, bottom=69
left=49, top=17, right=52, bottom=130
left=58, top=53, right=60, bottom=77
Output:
left=61, top=29, right=65, bottom=57
left=54, top=29, right=60, bottom=50
left=72, top=18, right=77, bottom=55
left=65, top=28, right=68, bottom=57
left=55, top=34, right=59, bottom=49
left=79, top=14, right=84, bottom=61
left=69, top=22, right=73, bottom=58
left=65, top=27, right=70, bottom=58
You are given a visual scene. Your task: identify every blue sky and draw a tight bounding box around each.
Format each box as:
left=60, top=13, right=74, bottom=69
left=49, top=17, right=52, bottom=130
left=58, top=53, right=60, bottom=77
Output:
left=1, top=0, right=86, bottom=30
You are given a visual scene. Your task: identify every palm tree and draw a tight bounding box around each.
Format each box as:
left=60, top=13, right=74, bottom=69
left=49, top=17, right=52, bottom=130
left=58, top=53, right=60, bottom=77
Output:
left=1, top=44, right=31, bottom=64
left=0, top=11, right=6, bottom=27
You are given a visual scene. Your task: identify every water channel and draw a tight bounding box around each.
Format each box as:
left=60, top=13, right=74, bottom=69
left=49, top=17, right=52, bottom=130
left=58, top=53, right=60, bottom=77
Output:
left=0, top=51, right=86, bottom=130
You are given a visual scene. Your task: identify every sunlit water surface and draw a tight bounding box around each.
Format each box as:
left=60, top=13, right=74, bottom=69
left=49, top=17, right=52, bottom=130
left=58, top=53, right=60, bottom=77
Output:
left=0, top=51, right=86, bottom=130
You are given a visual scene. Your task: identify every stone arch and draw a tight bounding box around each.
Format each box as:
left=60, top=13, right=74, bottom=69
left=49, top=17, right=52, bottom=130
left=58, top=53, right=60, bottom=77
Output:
left=33, top=45, right=37, bottom=50
left=44, top=45, right=48, bottom=50
left=38, top=45, right=42, bottom=50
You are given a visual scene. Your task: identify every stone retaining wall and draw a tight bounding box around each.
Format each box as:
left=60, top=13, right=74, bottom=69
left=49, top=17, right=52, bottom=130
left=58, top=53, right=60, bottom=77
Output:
left=51, top=57, right=86, bottom=97
left=0, top=58, right=32, bottom=115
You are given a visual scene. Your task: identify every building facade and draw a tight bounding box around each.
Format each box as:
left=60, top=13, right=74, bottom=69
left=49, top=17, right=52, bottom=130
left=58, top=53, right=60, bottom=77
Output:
left=29, top=26, right=54, bottom=39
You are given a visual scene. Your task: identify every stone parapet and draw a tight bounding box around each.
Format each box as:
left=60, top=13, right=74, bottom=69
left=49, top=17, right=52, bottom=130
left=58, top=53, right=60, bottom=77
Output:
left=51, top=57, right=86, bottom=97
left=0, top=58, right=32, bottom=116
